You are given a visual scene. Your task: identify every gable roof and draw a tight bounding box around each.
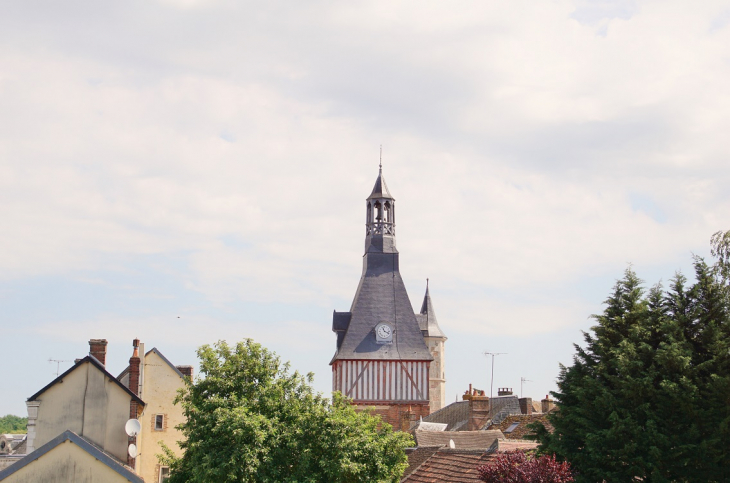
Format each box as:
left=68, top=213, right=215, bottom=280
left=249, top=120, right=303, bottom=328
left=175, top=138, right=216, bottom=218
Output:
left=413, top=430, right=504, bottom=450
left=117, top=347, right=186, bottom=380
left=401, top=448, right=497, bottom=483
left=28, top=355, right=144, bottom=407
left=0, top=430, right=144, bottom=483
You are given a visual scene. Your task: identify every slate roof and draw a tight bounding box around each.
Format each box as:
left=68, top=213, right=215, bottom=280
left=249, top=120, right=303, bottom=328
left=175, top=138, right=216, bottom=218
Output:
left=0, top=430, right=143, bottom=483
left=368, top=167, right=394, bottom=200
left=401, top=448, right=497, bottom=483
left=411, top=401, right=470, bottom=431
left=0, top=434, right=27, bottom=456
left=331, top=169, right=432, bottom=363
left=412, top=421, right=448, bottom=432
left=416, top=283, right=446, bottom=339
left=413, top=430, right=505, bottom=450
left=28, top=356, right=144, bottom=407
left=487, top=413, right=554, bottom=440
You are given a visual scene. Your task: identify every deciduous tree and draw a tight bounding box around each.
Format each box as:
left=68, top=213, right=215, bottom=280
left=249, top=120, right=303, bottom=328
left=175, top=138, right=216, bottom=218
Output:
left=0, top=414, right=27, bottom=434
left=162, top=339, right=412, bottom=483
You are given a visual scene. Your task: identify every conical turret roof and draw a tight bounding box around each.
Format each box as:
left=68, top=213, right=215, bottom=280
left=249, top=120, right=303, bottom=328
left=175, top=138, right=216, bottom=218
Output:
left=418, top=281, right=446, bottom=338
left=367, top=167, right=394, bottom=200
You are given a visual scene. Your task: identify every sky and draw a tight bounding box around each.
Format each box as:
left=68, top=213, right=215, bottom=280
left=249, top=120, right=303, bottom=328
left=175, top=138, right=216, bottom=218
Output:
left=2, top=0, right=730, bottom=416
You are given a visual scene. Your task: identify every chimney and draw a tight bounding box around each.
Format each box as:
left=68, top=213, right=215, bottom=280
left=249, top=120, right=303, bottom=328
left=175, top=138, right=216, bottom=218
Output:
left=128, top=338, right=141, bottom=468
left=519, top=397, right=533, bottom=415
left=89, top=339, right=108, bottom=366
left=176, top=365, right=194, bottom=379
left=542, top=395, right=555, bottom=413
left=497, top=387, right=513, bottom=396
left=129, top=339, right=141, bottom=396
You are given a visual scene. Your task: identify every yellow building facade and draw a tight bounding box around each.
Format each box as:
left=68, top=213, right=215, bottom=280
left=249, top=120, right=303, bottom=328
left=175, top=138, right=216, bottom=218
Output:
left=119, top=347, right=189, bottom=483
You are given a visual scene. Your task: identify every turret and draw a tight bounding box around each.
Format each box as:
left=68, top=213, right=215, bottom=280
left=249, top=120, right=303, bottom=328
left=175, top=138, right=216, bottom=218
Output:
left=365, top=163, right=397, bottom=254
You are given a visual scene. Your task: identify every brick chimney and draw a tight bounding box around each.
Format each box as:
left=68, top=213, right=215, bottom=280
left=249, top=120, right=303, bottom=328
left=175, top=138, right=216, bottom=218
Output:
left=176, top=365, right=194, bottom=379
left=541, top=395, right=555, bottom=413
left=519, top=397, right=533, bottom=415
left=89, top=339, right=108, bottom=366
left=129, top=339, right=141, bottom=397
left=128, top=338, right=141, bottom=468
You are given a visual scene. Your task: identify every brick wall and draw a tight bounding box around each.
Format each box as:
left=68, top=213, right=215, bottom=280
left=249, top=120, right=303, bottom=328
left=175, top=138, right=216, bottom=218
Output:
left=357, top=403, right=430, bottom=431
left=89, top=339, right=108, bottom=366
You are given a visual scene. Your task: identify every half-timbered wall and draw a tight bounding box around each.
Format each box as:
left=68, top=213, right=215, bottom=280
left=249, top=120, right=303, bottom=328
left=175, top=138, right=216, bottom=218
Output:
left=332, top=360, right=429, bottom=402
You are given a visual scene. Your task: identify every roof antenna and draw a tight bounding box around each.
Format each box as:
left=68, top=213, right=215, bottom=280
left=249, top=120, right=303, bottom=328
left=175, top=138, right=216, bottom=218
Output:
left=379, top=145, right=382, bottom=172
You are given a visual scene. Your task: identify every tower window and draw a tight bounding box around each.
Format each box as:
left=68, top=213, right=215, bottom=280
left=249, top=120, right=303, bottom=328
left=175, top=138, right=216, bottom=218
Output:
left=159, top=466, right=170, bottom=482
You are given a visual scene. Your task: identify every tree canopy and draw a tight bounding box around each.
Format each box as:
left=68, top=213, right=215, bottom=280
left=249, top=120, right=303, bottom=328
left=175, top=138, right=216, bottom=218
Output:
left=0, top=414, right=27, bottom=434
left=536, top=232, right=730, bottom=482
left=162, top=339, right=412, bottom=483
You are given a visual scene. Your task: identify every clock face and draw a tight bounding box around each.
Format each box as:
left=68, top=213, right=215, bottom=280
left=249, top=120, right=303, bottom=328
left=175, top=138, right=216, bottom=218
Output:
left=376, top=324, right=392, bottom=339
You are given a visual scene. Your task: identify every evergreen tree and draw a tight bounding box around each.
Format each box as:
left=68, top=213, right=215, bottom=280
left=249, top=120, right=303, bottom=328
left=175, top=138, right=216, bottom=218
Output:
left=536, top=233, right=730, bottom=482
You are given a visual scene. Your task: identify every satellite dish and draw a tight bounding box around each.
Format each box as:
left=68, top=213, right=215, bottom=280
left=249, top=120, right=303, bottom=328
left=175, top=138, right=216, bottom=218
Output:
left=449, top=439, right=455, bottom=449
left=128, top=443, right=138, bottom=458
left=125, top=419, right=141, bottom=437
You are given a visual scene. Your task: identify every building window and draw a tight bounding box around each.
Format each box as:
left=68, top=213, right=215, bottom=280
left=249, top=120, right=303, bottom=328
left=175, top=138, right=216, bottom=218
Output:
left=155, top=414, right=165, bottom=431
left=159, top=466, right=170, bottom=483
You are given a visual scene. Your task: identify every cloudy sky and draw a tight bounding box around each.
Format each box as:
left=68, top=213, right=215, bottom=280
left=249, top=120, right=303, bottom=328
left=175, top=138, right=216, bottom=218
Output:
left=2, top=0, right=730, bottom=416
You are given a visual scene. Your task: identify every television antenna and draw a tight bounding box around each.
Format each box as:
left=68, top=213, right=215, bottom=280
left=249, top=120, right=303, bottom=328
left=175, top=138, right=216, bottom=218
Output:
left=48, top=359, right=73, bottom=377
left=520, top=377, right=532, bottom=398
left=484, top=352, right=507, bottom=418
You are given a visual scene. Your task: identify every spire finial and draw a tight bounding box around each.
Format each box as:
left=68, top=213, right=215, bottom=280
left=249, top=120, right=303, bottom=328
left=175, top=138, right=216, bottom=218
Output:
left=379, top=145, right=382, bottom=172
left=426, top=277, right=429, bottom=289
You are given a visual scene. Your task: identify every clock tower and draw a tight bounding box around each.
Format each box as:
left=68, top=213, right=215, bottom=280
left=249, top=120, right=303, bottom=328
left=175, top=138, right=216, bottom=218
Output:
left=331, top=164, right=445, bottom=427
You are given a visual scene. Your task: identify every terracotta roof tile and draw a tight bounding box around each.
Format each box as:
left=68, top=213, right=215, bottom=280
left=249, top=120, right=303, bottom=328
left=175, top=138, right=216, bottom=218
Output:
left=491, top=439, right=539, bottom=452
left=402, top=449, right=497, bottom=482
left=403, top=446, right=442, bottom=479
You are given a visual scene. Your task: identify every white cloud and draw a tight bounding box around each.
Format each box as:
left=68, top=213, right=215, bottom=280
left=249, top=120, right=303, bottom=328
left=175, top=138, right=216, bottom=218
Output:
left=2, top=0, right=730, bottom=413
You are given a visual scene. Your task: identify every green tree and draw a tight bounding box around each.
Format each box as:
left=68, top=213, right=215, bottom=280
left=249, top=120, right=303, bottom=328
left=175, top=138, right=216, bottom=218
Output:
left=162, top=339, right=412, bottom=483
left=0, top=415, right=27, bottom=434
left=535, top=233, right=730, bottom=482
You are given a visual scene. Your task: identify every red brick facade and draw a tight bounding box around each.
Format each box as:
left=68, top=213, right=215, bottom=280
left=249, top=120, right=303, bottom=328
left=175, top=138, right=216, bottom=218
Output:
left=354, top=402, right=430, bottom=431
